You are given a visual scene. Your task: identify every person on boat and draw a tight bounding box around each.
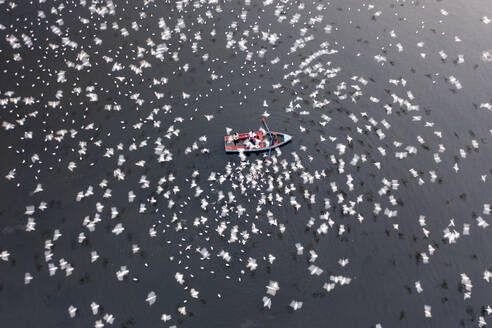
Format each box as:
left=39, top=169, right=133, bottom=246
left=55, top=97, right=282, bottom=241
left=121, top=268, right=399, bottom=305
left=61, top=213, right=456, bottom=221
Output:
left=244, top=138, right=252, bottom=149
left=247, top=131, right=256, bottom=145
left=253, top=136, right=261, bottom=148
left=233, top=132, right=239, bottom=145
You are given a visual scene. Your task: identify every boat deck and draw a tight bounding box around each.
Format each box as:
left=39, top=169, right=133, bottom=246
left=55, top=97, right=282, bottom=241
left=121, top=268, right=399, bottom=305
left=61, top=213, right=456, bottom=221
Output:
left=225, top=132, right=264, bottom=150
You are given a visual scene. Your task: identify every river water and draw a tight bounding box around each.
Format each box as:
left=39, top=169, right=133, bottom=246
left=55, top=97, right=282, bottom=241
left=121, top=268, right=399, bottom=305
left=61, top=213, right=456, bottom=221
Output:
left=0, top=0, right=491, bottom=327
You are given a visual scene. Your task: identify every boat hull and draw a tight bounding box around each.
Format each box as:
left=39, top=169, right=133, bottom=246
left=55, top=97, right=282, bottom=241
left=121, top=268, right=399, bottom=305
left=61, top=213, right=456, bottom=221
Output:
left=224, top=132, right=292, bottom=153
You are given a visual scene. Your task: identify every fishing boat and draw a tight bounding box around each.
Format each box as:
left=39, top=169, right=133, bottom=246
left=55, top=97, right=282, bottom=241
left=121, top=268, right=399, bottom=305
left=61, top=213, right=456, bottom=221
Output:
left=224, top=118, right=292, bottom=156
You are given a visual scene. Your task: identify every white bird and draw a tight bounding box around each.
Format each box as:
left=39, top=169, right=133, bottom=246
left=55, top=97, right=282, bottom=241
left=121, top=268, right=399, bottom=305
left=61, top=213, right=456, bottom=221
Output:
left=484, top=270, right=492, bottom=283
left=116, top=266, right=129, bottom=281
left=190, top=288, right=199, bottom=299
left=103, top=313, right=114, bottom=324
left=266, top=281, right=280, bottom=296
left=33, top=183, right=43, bottom=193
left=295, top=243, right=304, bottom=255
left=323, top=282, right=335, bottom=292
left=26, top=218, right=36, bottom=232
left=289, top=300, right=303, bottom=311
left=486, top=305, right=492, bottom=315
left=68, top=162, right=77, bottom=171
left=246, top=257, right=258, bottom=271
left=112, top=223, right=125, bottom=235
left=91, top=251, right=99, bottom=263
left=1, top=250, right=11, bottom=261
left=161, top=314, right=172, bottom=322
left=146, top=291, right=157, bottom=306
left=415, top=281, right=423, bottom=293
left=91, top=302, right=100, bottom=315
left=24, top=272, right=33, bottom=285
left=338, top=258, right=349, bottom=267
left=68, top=305, right=77, bottom=318
left=175, top=272, right=185, bottom=285
left=424, top=305, right=432, bottom=318
left=309, top=250, right=318, bottom=263
left=53, top=229, right=62, bottom=240
left=308, top=264, right=323, bottom=276
left=5, top=169, right=16, bottom=180
left=178, top=306, right=187, bottom=315
left=477, top=217, right=489, bottom=229
left=39, top=202, right=48, bottom=212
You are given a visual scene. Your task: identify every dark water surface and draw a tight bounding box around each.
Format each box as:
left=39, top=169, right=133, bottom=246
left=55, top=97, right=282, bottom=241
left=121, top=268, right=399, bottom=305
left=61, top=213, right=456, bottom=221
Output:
left=0, top=0, right=491, bottom=327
